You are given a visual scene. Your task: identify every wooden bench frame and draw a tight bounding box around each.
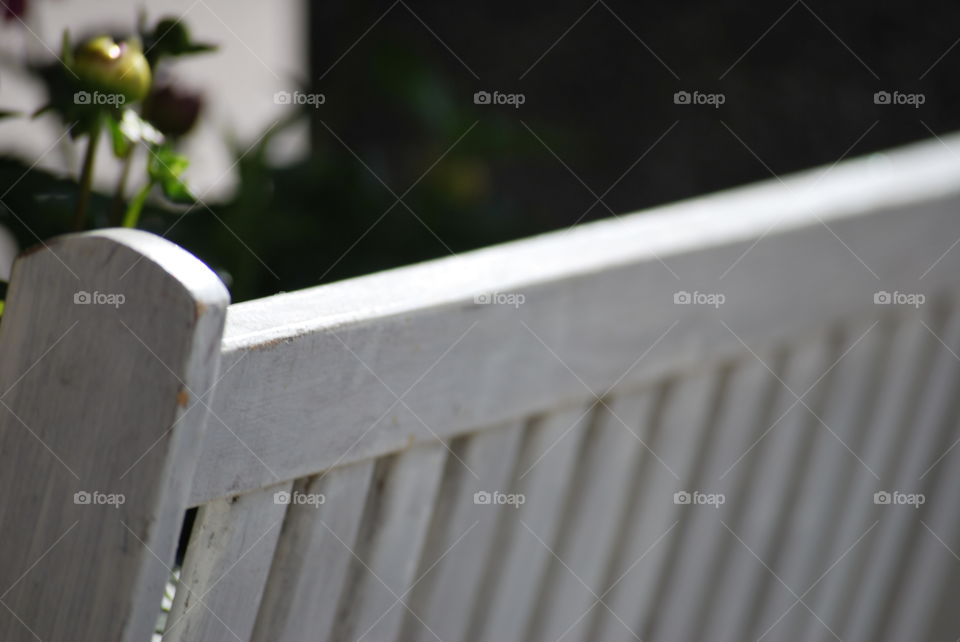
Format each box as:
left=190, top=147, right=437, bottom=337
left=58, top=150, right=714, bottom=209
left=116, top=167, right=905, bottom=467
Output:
left=2, top=133, right=960, bottom=640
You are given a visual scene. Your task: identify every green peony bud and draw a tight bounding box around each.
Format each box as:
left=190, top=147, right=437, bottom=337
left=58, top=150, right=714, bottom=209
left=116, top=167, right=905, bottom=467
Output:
left=72, top=36, right=151, bottom=102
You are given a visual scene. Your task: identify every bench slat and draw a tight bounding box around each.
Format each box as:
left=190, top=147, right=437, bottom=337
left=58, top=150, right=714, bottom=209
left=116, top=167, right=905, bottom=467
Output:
left=329, top=443, right=447, bottom=641
left=399, top=420, right=526, bottom=642
left=592, top=367, right=724, bottom=642
left=0, top=230, right=228, bottom=642
left=191, top=134, right=960, bottom=506
left=698, top=334, right=833, bottom=642
left=250, top=459, right=374, bottom=642
left=638, top=354, right=780, bottom=642
left=843, top=302, right=960, bottom=642
left=747, top=319, right=887, bottom=640
left=797, top=311, right=944, bottom=642
left=472, top=404, right=592, bottom=642
left=165, top=482, right=290, bottom=642
left=528, top=393, right=653, bottom=642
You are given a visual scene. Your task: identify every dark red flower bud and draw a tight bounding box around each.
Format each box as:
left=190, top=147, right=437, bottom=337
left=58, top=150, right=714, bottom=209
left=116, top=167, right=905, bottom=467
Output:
left=142, top=84, right=203, bottom=138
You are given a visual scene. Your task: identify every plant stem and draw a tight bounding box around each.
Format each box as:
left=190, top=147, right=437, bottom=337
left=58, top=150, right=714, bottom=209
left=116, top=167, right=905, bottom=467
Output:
left=73, top=121, right=101, bottom=231
left=111, top=152, right=134, bottom=226
left=122, top=181, right=153, bottom=228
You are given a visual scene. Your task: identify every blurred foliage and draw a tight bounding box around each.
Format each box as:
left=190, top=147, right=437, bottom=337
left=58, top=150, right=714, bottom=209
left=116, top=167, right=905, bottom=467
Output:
left=1, top=18, right=546, bottom=303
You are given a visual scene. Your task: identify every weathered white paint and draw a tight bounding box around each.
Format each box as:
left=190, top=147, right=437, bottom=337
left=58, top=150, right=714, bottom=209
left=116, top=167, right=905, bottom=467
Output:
left=399, top=421, right=526, bottom=642
left=191, top=133, right=960, bottom=506
left=473, top=405, right=593, bottom=642
left=843, top=302, right=960, bottom=642
left=165, top=481, right=291, bottom=642
left=5, top=133, right=960, bottom=642
left=251, top=460, right=374, bottom=642
left=328, top=443, right=447, bottom=642
left=798, top=311, right=944, bottom=642
left=0, top=229, right=228, bottom=642
left=528, top=393, right=652, bottom=642
left=700, top=335, right=834, bottom=642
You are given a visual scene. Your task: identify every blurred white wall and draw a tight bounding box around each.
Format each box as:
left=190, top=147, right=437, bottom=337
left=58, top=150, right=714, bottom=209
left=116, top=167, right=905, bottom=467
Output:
left=0, top=0, right=308, bottom=201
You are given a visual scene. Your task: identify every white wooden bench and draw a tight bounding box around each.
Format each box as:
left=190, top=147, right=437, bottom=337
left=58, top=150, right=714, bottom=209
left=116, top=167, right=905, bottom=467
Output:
left=2, top=133, right=960, bottom=642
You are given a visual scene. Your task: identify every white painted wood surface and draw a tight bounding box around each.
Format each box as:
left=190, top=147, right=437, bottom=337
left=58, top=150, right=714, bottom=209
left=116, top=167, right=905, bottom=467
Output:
left=250, top=460, right=375, bottom=642
left=842, top=302, right=960, bottom=642
left=0, top=230, right=229, bottom=642
left=328, top=443, right=447, bottom=642
left=748, top=320, right=888, bottom=641
left=641, top=355, right=780, bottom=642
left=164, top=482, right=291, bottom=642
left=472, top=405, right=592, bottom=642
left=189, top=133, right=960, bottom=506
left=5, top=134, right=960, bottom=642
left=700, top=335, right=834, bottom=642
left=399, top=421, right=526, bottom=642
left=529, top=393, right=651, bottom=642
left=798, top=311, right=943, bottom=642
left=591, top=369, right=722, bottom=642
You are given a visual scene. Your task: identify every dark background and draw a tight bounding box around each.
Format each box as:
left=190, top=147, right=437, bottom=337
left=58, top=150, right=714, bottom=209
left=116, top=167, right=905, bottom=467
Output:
left=4, top=0, right=959, bottom=301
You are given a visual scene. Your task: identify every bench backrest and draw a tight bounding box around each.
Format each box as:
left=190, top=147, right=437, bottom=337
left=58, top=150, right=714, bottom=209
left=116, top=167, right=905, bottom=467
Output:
left=2, top=134, right=960, bottom=641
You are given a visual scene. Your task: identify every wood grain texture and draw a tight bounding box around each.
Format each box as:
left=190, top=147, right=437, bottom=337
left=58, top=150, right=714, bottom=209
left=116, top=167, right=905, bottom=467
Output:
left=842, top=302, right=960, bottom=642
left=190, top=133, right=960, bottom=506
left=639, top=355, right=782, bottom=642
left=251, top=459, right=374, bottom=642
left=0, top=229, right=228, bottom=642
left=471, top=405, right=592, bottom=642
left=798, top=311, right=944, bottom=642
left=164, top=481, right=290, bottom=642
left=591, top=369, right=723, bottom=642
left=399, top=421, right=526, bottom=642
left=329, top=443, right=447, bottom=642
left=699, top=335, right=834, bottom=642
left=746, top=320, right=888, bottom=641
left=526, top=394, right=652, bottom=642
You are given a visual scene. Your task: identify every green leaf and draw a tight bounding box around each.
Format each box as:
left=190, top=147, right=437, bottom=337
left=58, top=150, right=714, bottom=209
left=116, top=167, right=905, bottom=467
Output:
left=143, top=17, right=218, bottom=65
left=147, top=144, right=195, bottom=204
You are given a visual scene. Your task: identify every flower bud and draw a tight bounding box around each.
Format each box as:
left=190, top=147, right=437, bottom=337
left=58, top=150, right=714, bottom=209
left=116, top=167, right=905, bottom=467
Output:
left=72, top=36, right=151, bottom=102
left=143, top=84, right=203, bottom=137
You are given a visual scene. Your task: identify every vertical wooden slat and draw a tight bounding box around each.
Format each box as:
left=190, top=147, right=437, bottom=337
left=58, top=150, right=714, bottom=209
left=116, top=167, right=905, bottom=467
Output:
left=842, top=304, right=960, bottom=642
left=887, top=407, right=960, bottom=642
left=329, top=442, right=447, bottom=642
left=643, top=355, right=782, bottom=642
left=747, top=320, right=887, bottom=640
left=470, top=405, right=592, bottom=642
left=592, top=368, right=723, bottom=642
left=527, top=393, right=652, bottom=642
left=164, top=482, right=291, bottom=642
left=399, top=421, right=526, bottom=642
left=0, top=230, right=228, bottom=642
left=797, top=312, right=943, bottom=642
left=698, top=335, right=833, bottom=642
left=250, top=459, right=374, bottom=642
